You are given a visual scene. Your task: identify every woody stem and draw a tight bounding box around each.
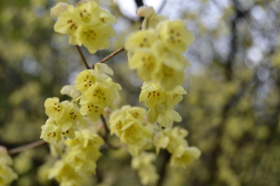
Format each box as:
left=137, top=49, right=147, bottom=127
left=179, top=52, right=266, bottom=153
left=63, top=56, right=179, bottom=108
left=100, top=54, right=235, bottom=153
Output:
left=8, top=140, right=46, bottom=155
left=76, top=45, right=90, bottom=69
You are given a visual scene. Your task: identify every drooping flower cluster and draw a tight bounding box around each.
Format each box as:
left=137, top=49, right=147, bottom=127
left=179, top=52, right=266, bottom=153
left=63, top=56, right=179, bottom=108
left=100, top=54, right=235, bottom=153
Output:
left=41, top=98, right=83, bottom=143
left=153, top=126, right=201, bottom=168
left=52, top=1, right=116, bottom=54
left=132, top=152, right=159, bottom=185
left=125, top=8, right=192, bottom=91
left=109, top=105, right=154, bottom=156
left=140, top=81, right=187, bottom=128
left=0, top=147, right=18, bottom=185
left=49, top=160, right=85, bottom=186
left=64, top=129, right=104, bottom=175
left=75, top=63, right=121, bottom=122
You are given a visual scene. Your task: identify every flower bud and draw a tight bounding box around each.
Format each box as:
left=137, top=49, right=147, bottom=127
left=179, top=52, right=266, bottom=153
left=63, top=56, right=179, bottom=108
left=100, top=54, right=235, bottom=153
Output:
left=60, top=85, right=81, bottom=99
left=50, top=3, right=69, bottom=18
left=136, top=6, right=155, bottom=18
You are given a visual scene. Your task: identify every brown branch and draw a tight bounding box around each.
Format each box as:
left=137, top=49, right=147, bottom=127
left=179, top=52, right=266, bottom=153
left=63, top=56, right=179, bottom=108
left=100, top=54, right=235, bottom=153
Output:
left=90, top=25, right=142, bottom=69
left=157, top=0, right=167, bottom=13
left=76, top=45, right=90, bottom=69
left=100, top=115, right=119, bottom=149
left=100, top=115, right=110, bottom=140
left=156, top=150, right=171, bottom=186
left=8, top=140, right=46, bottom=155
left=91, top=47, right=125, bottom=69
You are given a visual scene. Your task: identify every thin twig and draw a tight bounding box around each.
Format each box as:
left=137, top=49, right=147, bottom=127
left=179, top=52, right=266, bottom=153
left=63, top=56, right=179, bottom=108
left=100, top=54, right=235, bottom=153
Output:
left=90, top=25, right=142, bottom=69
left=157, top=150, right=171, bottom=186
left=100, top=115, right=110, bottom=140
left=76, top=45, right=90, bottom=69
left=100, top=115, right=119, bottom=149
left=157, top=0, right=167, bottom=13
left=91, top=47, right=125, bottom=69
left=8, top=140, right=46, bottom=155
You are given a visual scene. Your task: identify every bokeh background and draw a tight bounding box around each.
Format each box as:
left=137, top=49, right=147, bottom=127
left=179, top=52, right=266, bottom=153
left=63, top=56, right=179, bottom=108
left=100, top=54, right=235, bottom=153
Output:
left=1, top=0, right=280, bottom=185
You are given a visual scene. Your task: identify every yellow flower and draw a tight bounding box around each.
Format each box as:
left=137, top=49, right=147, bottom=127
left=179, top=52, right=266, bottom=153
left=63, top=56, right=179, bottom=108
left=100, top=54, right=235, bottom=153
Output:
left=139, top=81, right=166, bottom=108
left=57, top=101, right=83, bottom=132
left=60, top=85, right=81, bottom=99
left=165, top=85, right=187, bottom=108
left=54, top=5, right=80, bottom=45
left=136, top=6, right=167, bottom=30
left=127, top=125, right=154, bottom=156
left=74, top=69, right=96, bottom=94
left=109, top=106, right=154, bottom=156
left=44, top=97, right=63, bottom=120
left=65, top=149, right=98, bottom=175
left=64, top=130, right=104, bottom=175
left=95, top=63, right=114, bottom=76
left=125, top=30, right=157, bottom=53
left=0, top=147, right=18, bottom=185
left=85, top=82, right=114, bottom=108
left=153, top=40, right=190, bottom=71
left=153, top=127, right=189, bottom=154
left=170, top=145, right=201, bottom=168
left=104, top=78, right=122, bottom=99
left=109, top=105, right=146, bottom=137
left=132, top=153, right=158, bottom=185
left=41, top=101, right=82, bottom=143
left=49, top=160, right=84, bottom=186
left=53, top=1, right=116, bottom=54
left=153, top=63, right=186, bottom=91
left=129, top=49, right=159, bottom=81
left=50, top=2, right=69, bottom=19
left=99, top=9, right=117, bottom=24
left=147, top=103, right=182, bottom=128
left=80, top=99, right=105, bottom=122
left=158, top=19, right=193, bottom=53
left=164, top=127, right=189, bottom=153
left=76, top=23, right=115, bottom=54
left=120, top=122, right=146, bottom=147
left=40, top=119, right=62, bottom=143
left=153, top=132, right=169, bottom=154
left=136, top=6, right=155, bottom=18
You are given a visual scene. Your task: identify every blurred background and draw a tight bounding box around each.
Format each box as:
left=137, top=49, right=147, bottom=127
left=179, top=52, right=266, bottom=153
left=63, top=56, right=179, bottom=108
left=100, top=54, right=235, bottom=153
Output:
left=1, top=0, right=280, bottom=185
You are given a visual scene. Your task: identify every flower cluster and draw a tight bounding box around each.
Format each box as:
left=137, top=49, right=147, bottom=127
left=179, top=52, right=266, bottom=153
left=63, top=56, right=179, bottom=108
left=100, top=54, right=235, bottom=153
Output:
left=64, top=129, right=104, bottom=175
left=49, top=160, right=85, bottom=186
left=41, top=98, right=83, bottom=143
left=125, top=8, right=192, bottom=91
left=0, top=147, right=18, bottom=185
left=140, top=81, right=187, bottom=128
left=109, top=105, right=154, bottom=156
left=75, top=63, right=121, bottom=122
left=52, top=1, right=116, bottom=54
left=132, top=152, right=159, bottom=185
left=153, top=127, right=201, bottom=168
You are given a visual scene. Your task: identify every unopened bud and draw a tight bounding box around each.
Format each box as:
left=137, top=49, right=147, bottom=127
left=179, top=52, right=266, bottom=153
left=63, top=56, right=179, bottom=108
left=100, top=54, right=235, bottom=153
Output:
left=50, top=3, right=69, bottom=18
left=60, top=85, right=81, bottom=98
left=136, top=6, right=155, bottom=18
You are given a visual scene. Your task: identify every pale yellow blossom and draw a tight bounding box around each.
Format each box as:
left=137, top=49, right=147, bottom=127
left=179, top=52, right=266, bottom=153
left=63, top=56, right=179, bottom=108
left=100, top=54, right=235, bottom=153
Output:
left=0, top=147, right=18, bottom=185
left=170, top=145, right=201, bottom=168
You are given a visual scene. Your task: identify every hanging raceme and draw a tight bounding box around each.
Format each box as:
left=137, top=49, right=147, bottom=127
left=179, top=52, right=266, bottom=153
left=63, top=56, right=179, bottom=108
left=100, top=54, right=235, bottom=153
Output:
left=125, top=6, right=193, bottom=91
left=109, top=105, right=154, bottom=156
left=132, top=152, right=159, bottom=185
left=139, top=81, right=187, bottom=128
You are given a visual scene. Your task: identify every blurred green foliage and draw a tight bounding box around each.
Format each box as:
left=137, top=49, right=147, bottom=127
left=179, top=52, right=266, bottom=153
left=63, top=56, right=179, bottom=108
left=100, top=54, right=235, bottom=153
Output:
left=1, top=0, right=280, bottom=186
